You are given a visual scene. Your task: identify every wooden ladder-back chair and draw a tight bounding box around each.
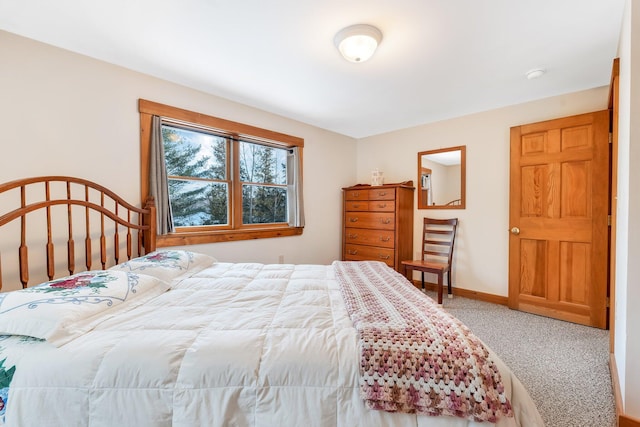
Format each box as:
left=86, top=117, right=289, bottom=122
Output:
left=402, top=218, right=458, bottom=305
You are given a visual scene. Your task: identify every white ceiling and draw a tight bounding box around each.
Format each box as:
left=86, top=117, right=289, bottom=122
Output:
left=0, top=0, right=625, bottom=138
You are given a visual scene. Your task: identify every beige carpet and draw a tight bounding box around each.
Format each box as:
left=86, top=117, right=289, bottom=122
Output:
left=427, top=292, right=615, bottom=427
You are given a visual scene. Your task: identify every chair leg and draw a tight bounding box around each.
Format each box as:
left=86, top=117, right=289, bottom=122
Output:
left=405, top=266, right=412, bottom=283
left=447, top=271, right=453, bottom=299
left=421, top=271, right=425, bottom=291
left=437, top=273, right=443, bottom=305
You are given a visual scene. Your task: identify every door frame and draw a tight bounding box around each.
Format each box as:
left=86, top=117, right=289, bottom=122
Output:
left=608, top=58, right=619, bottom=347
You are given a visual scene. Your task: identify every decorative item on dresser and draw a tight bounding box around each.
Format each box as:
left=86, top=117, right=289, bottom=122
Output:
left=342, top=182, right=414, bottom=273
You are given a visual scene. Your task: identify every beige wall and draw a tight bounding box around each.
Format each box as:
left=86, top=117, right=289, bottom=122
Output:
left=615, top=0, right=640, bottom=418
left=357, top=87, right=609, bottom=296
left=0, top=30, right=356, bottom=288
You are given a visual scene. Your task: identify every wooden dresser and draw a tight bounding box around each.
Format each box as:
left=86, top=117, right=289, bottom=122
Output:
left=342, top=182, right=414, bottom=273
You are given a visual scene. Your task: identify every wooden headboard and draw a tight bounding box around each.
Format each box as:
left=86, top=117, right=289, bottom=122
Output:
left=0, top=176, right=157, bottom=290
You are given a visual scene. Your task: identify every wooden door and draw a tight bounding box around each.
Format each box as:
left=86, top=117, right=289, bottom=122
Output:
left=508, top=110, right=610, bottom=329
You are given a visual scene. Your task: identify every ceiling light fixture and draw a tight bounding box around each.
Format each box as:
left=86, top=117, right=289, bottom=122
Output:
left=526, top=68, right=546, bottom=80
left=334, top=24, right=383, bottom=63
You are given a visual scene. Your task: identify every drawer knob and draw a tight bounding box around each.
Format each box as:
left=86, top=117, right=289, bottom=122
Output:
left=348, top=234, right=358, bottom=239
left=379, top=255, right=390, bottom=260
left=377, top=191, right=387, bottom=196
left=350, top=217, right=358, bottom=222
left=377, top=203, right=386, bottom=208
left=348, top=249, right=358, bottom=255
left=381, top=218, right=392, bottom=224
left=380, top=236, right=390, bottom=242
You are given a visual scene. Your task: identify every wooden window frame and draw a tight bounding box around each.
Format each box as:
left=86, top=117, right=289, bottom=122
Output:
left=139, top=99, right=304, bottom=247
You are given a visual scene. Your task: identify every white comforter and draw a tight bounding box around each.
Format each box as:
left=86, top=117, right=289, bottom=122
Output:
left=0, top=261, right=543, bottom=426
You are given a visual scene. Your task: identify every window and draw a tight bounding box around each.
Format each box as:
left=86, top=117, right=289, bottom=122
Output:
left=238, top=140, right=288, bottom=225
left=139, top=99, right=304, bottom=246
left=162, top=123, right=229, bottom=227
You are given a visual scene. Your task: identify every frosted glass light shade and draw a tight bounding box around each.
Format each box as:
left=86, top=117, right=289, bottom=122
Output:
left=526, top=68, right=546, bottom=79
left=334, top=24, right=383, bottom=63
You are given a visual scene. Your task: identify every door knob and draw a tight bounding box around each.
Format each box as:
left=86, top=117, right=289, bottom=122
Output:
left=510, top=227, right=520, bottom=235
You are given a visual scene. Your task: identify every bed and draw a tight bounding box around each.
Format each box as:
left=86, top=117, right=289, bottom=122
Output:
left=0, top=176, right=543, bottom=426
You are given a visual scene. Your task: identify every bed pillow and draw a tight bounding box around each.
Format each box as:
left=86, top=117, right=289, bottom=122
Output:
left=0, top=270, right=169, bottom=347
left=109, top=250, right=216, bottom=283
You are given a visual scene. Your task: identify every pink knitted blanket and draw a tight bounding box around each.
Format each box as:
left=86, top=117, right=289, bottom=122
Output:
left=333, top=261, right=513, bottom=423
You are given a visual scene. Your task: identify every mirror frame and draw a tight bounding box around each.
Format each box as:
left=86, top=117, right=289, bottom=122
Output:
left=417, top=145, right=466, bottom=209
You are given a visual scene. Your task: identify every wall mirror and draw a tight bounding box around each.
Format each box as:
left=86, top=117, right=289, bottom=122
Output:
left=417, top=145, right=466, bottom=209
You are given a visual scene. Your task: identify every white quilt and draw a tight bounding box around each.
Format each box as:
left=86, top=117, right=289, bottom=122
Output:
left=0, top=260, right=544, bottom=427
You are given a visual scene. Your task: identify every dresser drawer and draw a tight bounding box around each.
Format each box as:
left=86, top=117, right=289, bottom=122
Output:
left=369, top=188, right=395, bottom=201
left=345, top=212, right=395, bottom=230
left=344, top=189, right=370, bottom=201
left=344, top=200, right=369, bottom=211
left=369, top=199, right=395, bottom=212
left=344, top=227, right=394, bottom=248
left=344, top=244, right=394, bottom=267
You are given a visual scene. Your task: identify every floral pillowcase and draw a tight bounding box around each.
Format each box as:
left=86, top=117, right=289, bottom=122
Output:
left=0, top=250, right=214, bottom=347
left=0, top=270, right=169, bottom=347
left=109, top=250, right=216, bottom=284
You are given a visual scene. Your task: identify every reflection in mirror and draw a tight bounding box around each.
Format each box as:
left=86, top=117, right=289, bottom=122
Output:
left=417, top=145, right=466, bottom=209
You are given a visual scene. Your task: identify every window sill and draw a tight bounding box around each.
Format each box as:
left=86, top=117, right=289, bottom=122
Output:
left=156, top=227, right=303, bottom=247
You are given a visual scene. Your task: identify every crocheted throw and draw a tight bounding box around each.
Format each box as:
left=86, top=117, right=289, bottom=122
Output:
left=333, top=261, right=513, bottom=423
